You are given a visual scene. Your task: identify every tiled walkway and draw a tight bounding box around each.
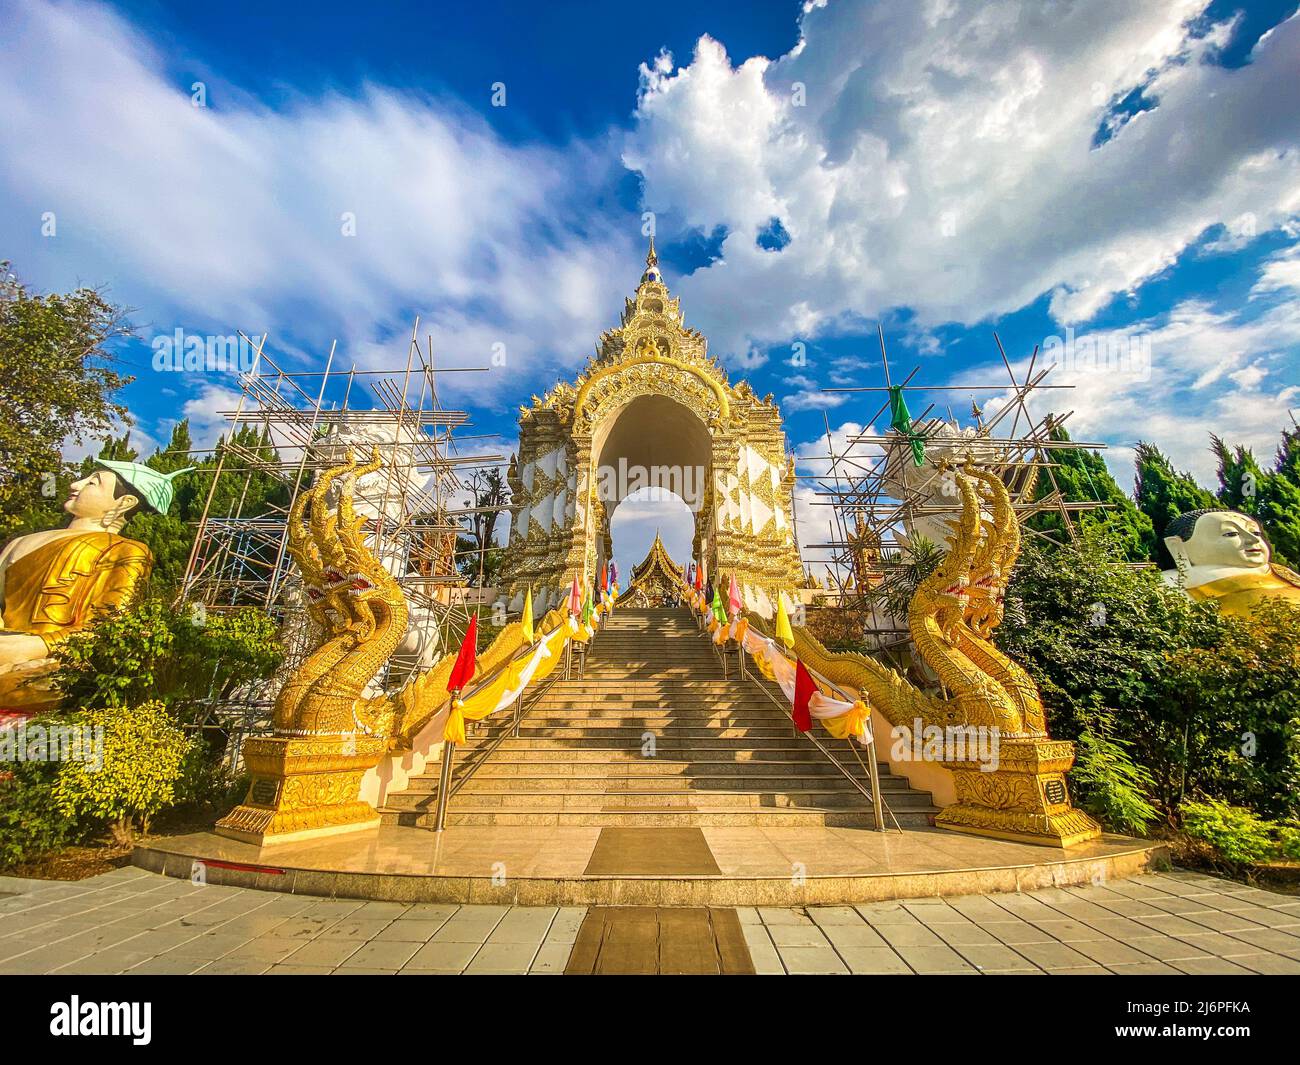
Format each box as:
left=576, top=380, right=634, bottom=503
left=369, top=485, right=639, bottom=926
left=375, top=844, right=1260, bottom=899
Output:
left=1, top=867, right=1297, bottom=974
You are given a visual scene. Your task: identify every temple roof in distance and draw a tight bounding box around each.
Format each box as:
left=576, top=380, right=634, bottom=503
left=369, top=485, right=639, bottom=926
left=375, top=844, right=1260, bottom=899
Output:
left=628, top=531, right=684, bottom=595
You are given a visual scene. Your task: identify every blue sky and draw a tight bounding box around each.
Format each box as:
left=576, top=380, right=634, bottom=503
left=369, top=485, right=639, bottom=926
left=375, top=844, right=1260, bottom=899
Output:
left=3, top=0, right=1299, bottom=579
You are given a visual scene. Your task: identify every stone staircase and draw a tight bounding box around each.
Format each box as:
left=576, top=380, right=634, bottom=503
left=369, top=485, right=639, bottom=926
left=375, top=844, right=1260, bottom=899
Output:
left=379, top=607, right=937, bottom=829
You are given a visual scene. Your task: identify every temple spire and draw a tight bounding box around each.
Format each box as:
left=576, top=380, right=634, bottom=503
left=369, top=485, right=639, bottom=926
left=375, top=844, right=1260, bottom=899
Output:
left=646, top=232, right=657, bottom=268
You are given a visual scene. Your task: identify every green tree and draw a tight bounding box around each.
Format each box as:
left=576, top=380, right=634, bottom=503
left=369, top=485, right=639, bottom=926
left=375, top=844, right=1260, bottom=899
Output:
left=998, top=529, right=1300, bottom=821
left=1213, top=434, right=1300, bottom=567
left=1030, top=420, right=1155, bottom=561
left=457, top=466, right=510, bottom=586
left=1134, top=442, right=1216, bottom=565
left=51, top=597, right=283, bottom=723
left=0, top=262, right=134, bottom=541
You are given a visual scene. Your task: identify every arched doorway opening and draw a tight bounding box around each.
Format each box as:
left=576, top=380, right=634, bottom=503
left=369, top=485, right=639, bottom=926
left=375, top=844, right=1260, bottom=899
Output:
left=589, top=393, right=712, bottom=580
left=609, top=487, right=694, bottom=598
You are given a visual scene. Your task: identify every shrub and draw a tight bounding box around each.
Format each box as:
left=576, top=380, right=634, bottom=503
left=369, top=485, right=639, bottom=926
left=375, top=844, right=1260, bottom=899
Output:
left=52, top=598, right=283, bottom=720
left=1179, top=798, right=1277, bottom=866
left=54, top=701, right=195, bottom=844
left=0, top=754, right=81, bottom=869
left=1070, top=717, right=1160, bottom=836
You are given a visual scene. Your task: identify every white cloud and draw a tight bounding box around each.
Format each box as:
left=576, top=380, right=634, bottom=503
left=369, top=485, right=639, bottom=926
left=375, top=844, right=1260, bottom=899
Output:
left=946, top=294, right=1300, bottom=485
left=625, top=3, right=1300, bottom=357
left=0, top=0, right=636, bottom=409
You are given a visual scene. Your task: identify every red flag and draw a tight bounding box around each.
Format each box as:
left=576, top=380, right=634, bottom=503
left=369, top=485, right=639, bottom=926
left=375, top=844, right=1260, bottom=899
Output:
left=447, top=614, right=478, bottom=693
left=792, top=659, right=816, bottom=733
left=600, top=562, right=608, bottom=593
left=694, top=560, right=703, bottom=591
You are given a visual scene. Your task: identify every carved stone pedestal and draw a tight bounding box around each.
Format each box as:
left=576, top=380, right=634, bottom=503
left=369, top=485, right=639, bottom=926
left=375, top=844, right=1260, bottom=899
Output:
left=935, top=738, right=1102, bottom=848
left=215, top=734, right=387, bottom=847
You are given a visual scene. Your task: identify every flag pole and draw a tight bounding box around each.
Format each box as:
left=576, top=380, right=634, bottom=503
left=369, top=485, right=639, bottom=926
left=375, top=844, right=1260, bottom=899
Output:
left=434, top=690, right=458, bottom=833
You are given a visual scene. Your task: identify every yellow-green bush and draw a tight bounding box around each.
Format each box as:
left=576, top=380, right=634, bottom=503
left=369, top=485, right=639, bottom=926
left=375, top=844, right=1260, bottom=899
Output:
left=54, top=701, right=195, bottom=844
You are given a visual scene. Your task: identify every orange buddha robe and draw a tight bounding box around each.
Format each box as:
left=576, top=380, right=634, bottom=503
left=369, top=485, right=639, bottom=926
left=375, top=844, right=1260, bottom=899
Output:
left=0, top=532, right=152, bottom=711
left=1185, top=564, right=1300, bottom=618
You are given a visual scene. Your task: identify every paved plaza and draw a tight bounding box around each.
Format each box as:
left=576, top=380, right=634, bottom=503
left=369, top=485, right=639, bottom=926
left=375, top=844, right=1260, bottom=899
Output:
left=1, top=866, right=1298, bottom=975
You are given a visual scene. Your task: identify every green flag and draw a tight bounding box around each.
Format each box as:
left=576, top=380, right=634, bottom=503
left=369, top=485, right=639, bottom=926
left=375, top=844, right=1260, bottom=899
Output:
left=887, top=385, right=925, bottom=466
left=582, top=589, right=594, bottom=626
left=711, top=588, right=726, bottom=625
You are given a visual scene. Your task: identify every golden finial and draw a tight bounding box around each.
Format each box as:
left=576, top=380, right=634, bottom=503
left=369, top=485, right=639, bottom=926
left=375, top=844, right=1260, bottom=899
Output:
left=646, top=232, right=658, bottom=268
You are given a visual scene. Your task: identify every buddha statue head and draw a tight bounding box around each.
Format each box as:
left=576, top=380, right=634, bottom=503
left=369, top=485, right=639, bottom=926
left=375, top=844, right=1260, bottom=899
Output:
left=1163, top=508, right=1270, bottom=583
left=66, top=459, right=192, bottom=531
left=63, top=468, right=144, bottom=531
left=1161, top=507, right=1300, bottom=617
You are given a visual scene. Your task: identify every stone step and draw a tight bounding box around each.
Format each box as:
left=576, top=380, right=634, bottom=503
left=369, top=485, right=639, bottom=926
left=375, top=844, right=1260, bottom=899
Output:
left=444, top=773, right=918, bottom=793
left=385, top=788, right=935, bottom=811
left=382, top=807, right=934, bottom=828
left=507, top=725, right=802, bottom=739
left=401, top=768, right=916, bottom=793
left=453, top=758, right=894, bottom=778
left=475, top=734, right=849, bottom=749
left=437, top=745, right=871, bottom=763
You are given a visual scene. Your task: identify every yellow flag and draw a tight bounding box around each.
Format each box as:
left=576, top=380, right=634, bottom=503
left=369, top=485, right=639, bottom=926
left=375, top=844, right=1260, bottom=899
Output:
left=775, top=593, right=795, bottom=649
left=522, top=587, right=534, bottom=644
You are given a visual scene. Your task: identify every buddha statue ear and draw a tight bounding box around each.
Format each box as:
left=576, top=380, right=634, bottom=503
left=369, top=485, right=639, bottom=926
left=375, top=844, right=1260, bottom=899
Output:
left=103, top=493, right=142, bottom=529
left=1164, top=534, right=1192, bottom=579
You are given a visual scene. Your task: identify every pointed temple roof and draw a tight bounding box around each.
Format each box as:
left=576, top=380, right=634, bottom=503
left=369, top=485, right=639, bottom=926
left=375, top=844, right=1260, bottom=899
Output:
left=627, top=531, right=685, bottom=601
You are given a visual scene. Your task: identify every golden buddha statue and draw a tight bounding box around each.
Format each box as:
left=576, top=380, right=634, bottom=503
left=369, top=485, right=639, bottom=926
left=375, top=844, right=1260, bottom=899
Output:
left=1162, top=508, right=1300, bottom=618
left=0, top=460, right=189, bottom=714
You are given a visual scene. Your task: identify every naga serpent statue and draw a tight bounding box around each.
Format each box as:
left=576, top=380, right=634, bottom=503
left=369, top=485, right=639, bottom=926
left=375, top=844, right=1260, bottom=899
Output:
left=782, top=459, right=1099, bottom=845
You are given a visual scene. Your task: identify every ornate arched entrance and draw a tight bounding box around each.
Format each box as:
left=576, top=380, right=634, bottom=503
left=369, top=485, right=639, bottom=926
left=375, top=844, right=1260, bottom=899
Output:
left=502, top=241, right=802, bottom=617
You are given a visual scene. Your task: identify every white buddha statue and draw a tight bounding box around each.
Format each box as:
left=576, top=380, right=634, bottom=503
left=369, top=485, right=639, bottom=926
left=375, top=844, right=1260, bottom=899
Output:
left=1161, top=508, right=1300, bottom=618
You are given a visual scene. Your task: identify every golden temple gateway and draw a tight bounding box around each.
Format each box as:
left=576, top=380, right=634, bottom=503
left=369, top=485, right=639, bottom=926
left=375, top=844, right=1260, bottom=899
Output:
left=499, top=240, right=802, bottom=619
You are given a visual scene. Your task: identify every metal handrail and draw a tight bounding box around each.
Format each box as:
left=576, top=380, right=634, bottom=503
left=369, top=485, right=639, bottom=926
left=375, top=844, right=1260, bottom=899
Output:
left=444, top=667, right=564, bottom=802
left=685, top=590, right=901, bottom=832
left=432, top=612, right=593, bottom=831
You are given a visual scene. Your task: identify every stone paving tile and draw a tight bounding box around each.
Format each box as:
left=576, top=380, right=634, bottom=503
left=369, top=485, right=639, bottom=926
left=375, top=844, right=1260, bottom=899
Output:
left=404, top=939, right=482, bottom=971
left=285, top=938, right=363, bottom=967
left=837, top=946, right=913, bottom=974
left=758, top=906, right=815, bottom=925
left=977, top=920, right=1056, bottom=946
left=374, top=920, right=446, bottom=943
left=853, top=901, right=921, bottom=925
left=807, top=906, right=864, bottom=926
left=529, top=941, right=573, bottom=974
left=874, top=922, right=946, bottom=948
left=948, top=943, right=1038, bottom=973
left=194, top=957, right=273, bottom=974
left=1001, top=940, right=1094, bottom=971
left=318, top=918, right=396, bottom=941
left=340, top=940, right=423, bottom=970
left=223, top=935, right=303, bottom=964
left=768, top=921, right=833, bottom=949
left=464, top=941, right=540, bottom=974
left=4, top=866, right=1300, bottom=977
left=1106, top=960, right=1182, bottom=975
left=776, top=945, right=849, bottom=974
left=1170, top=956, right=1258, bottom=975
left=739, top=924, right=784, bottom=975
left=893, top=944, right=977, bottom=974
left=267, top=964, right=334, bottom=974
left=819, top=922, right=889, bottom=950
left=547, top=907, right=587, bottom=943
left=488, top=907, right=559, bottom=944
left=1231, top=953, right=1300, bottom=974
left=1123, top=936, right=1213, bottom=963
left=1069, top=938, right=1161, bottom=967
